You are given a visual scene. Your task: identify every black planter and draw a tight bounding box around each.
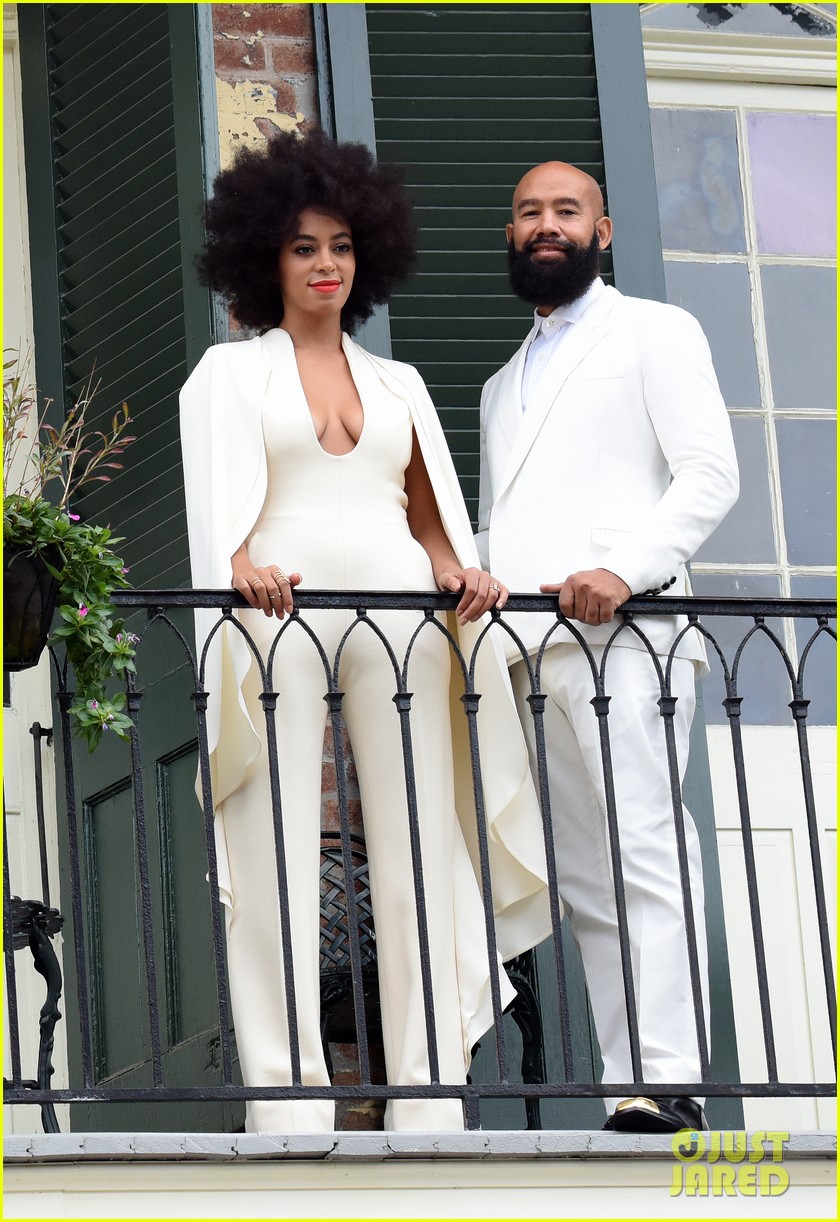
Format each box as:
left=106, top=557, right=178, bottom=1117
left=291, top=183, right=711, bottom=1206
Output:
left=3, top=545, right=61, bottom=671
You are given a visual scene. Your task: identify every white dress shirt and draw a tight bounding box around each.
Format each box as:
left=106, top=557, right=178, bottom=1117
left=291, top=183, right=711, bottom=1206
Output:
left=520, top=277, right=606, bottom=412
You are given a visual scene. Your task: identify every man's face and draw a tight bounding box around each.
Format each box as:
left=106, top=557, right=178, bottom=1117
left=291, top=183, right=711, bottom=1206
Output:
left=505, top=162, right=612, bottom=312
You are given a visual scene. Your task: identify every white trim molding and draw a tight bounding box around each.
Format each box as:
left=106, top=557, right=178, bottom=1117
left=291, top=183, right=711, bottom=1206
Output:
left=643, top=29, right=837, bottom=86
left=4, top=4, right=19, bottom=44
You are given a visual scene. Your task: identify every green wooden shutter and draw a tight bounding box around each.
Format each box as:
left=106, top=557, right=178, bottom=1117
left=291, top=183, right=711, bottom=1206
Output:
left=366, top=2, right=612, bottom=524
left=19, top=1, right=213, bottom=588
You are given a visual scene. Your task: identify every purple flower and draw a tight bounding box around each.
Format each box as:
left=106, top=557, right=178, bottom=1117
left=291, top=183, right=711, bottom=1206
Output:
left=68, top=513, right=80, bottom=521
left=79, top=604, right=89, bottom=618
left=89, top=699, right=99, bottom=710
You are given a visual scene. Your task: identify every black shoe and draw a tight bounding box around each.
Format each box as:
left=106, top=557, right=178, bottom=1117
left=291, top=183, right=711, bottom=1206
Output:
left=603, top=1095, right=708, bottom=1133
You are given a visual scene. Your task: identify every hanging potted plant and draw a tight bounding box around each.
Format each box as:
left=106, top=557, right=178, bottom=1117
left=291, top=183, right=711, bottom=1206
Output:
left=3, top=353, right=138, bottom=750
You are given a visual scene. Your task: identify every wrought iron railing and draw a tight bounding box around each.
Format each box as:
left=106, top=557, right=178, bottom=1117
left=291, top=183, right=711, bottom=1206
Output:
left=4, top=592, right=836, bottom=1132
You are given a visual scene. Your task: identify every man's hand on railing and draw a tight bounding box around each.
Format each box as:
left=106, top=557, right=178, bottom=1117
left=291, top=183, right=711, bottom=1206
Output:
left=541, top=569, right=632, bottom=626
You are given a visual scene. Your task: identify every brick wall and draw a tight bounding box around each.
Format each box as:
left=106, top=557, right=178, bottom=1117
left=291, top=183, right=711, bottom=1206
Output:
left=211, top=4, right=318, bottom=166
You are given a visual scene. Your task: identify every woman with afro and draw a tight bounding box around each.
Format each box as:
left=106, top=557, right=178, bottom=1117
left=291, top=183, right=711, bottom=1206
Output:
left=180, top=129, right=550, bottom=1133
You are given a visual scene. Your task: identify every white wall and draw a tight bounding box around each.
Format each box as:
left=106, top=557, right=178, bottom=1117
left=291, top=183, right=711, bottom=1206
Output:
left=3, top=1149, right=836, bottom=1220
left=3, top=4, right=69, bottom=1135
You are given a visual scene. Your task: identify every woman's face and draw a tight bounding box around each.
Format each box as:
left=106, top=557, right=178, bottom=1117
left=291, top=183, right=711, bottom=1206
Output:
left=277, top=209, right=355, bottom=321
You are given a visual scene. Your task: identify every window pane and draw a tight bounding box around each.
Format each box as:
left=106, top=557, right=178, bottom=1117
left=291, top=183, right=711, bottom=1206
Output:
left=691, top=572, right=790, bottom=726
left=642, top=3, right=836, bottom=37
left=776, top=419, right=837, bottom=566
left=790, top=575, right=837, bottom=726
left=695, top=418, right=776, bottom=564
left=761, top=265, right=836, bottom=411
left=650, top=109, right=746, bottom=253
left=664, top=260, right=760, bottom=407
left=748, top=113, right=836, bottom=258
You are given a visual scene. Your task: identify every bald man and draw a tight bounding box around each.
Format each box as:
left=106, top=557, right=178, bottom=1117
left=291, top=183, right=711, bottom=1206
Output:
left=476, top=162, right=739, bottom=1133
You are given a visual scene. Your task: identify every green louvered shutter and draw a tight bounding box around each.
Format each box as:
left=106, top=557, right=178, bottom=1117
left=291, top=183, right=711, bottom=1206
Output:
left=20, top=1, right=212, bottom=587
left=366, top=2, right=612, bottom=524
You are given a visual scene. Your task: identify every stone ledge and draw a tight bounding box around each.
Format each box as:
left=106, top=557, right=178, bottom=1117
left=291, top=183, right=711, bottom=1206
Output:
left=4, top=1130, right=836, bottom=1164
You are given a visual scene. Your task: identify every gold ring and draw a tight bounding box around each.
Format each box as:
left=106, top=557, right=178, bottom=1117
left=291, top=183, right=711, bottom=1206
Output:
left=250, top=576, right=264, bottom=587
left=272, top=570, right=287, bottom=583
left=490, top=582, right=501, bottom=592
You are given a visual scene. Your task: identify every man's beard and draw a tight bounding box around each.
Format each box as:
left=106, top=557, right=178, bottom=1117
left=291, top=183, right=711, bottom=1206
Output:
left=507, top=228, right=601, bottom=309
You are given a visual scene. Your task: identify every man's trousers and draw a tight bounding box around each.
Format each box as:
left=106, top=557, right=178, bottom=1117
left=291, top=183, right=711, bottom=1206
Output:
left=510, top=643, right=710, bottom=1109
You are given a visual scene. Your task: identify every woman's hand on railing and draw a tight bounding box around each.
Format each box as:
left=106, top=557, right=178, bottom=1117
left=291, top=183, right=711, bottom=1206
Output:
left=436, top=566, right=509, bottom=624
left=231, top=544, right=302, bottom=618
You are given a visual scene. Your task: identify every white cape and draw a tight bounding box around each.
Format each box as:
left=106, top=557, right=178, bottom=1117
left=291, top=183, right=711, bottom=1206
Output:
left=179, top=330, right=553, bottom=974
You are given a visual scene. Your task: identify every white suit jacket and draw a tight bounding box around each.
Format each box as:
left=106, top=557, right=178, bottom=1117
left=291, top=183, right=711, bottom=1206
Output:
left=179, top=329, right=551, bottom=959
left=477, top=282, right=739, bottom=669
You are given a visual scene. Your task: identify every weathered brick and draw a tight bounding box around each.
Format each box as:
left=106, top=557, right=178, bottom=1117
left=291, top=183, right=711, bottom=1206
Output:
left=213, top=37, right=269, bottom=77
left=213, top=0, right=318, bottom=160
left=266, top=39, right=315, bottom=76
left=339, top=1101, right=386, bottom=1131
left=255, top=80, right=299, bottom=117
left=321, top=796, right=340, bottom=829
left=347, top=798, right=363, bottom=832
left=291, top=84, right=319, bottom=121
left=326, top=1030, right=387, bottom=1131
left=213, top=5, right=312, bottom=40
left=321, top=799, right=364, bottom=830
left=321, top=759, right=338, bottom=793
left=330, top=1069, right=359, bottom=1086
left=334, top=1041, right=365, bottom=1064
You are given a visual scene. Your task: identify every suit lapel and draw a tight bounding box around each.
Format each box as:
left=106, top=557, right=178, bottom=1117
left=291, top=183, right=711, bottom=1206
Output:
left=492, top=331, right=533, bottom=453
left=495, top=286, right=623, bottom=501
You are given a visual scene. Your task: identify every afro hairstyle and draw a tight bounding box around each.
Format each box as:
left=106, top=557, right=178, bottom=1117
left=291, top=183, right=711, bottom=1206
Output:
left=197, top=128, right=417, bottom=334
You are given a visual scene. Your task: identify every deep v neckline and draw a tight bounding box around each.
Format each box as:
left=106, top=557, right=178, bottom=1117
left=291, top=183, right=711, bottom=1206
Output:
left=288, top=336, right=366, bottom=458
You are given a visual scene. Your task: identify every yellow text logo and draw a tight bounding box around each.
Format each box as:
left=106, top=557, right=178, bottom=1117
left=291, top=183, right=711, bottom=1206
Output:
left=670, top=1130, right=790, bottom=1197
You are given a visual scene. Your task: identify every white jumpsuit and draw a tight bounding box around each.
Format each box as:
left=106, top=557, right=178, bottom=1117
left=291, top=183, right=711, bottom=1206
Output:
left=218, top=345, right=495, bottom=1132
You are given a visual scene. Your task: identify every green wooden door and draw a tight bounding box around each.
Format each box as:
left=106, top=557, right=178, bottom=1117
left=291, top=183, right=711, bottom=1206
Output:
left=18, top=2, right=240, bottom=1132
